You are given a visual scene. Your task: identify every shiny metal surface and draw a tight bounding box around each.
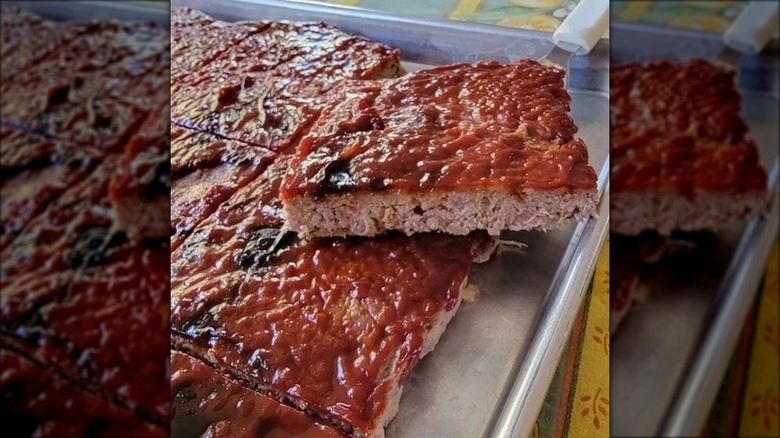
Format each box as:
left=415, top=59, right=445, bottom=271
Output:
left=1, top=1, right=169, bottom=25
left=611, top=21, right=779, bottom=437
left=172, top=1, right=609, bottom=437
left=661, top=162, right=778, bottom=436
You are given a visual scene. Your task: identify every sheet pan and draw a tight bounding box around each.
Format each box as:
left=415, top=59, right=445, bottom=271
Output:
left=172, top=1, right=611, bottom=437
left=611, top=21, right=780, bottom=438
left=2, top=1, right=169, bottom=25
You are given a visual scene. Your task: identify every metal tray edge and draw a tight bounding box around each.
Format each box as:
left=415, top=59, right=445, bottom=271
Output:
left=491, top=164, right=610, bottom=438
left=2, top=1, right=169, bottom=26
left=660, top=159, right=780, bottom=436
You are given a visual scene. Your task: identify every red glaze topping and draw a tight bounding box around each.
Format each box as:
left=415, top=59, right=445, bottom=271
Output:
left=172, top=73, right=324, bottom=151
left=171, top=156, right=289, bottom=314
left=0, top=350, right=166, bottom=437
left=170, top=124, right=275, bottom=178
left=174, top=231, right=488, bottom=435
left=171, top=5, right=214, bottom=33
left=1, top=12, right=86, bottom=81
left=171, top=351, right=345, bottom=438
left=281, top=60, right=596, bottom=200
left=110, top=102, right=170, bottom=201
left=171, top=20, right=265, bottom=85
left=611, top=60, right=767, bottom=194
left=0, top=124, right=101, bottom=172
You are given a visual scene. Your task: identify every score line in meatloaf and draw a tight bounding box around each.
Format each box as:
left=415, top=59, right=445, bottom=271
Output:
left=280, top=60, right=598, bottom=237
left=171, top=350, right=346, bottom=437
left=610, top=59, right=767, bottom=235
left=1, top=7, right=170, bottom=435
left=169, top=7, right=500, bottom=437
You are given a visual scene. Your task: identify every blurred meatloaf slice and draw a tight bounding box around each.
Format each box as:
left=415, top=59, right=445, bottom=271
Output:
left=110, top=101, right=170, bottom=240
left=0, top=350, right=165, bottom=437
left=171, top=351, right=345, bottom=437
left=281, top=60, right=598, bottom=237
left=611, top=60, right=767, bottom=235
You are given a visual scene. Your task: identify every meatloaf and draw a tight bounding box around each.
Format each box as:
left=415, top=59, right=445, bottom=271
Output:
left=611, top=59, right=767, bottom=235
left=1, top=7, right=170, bottom=434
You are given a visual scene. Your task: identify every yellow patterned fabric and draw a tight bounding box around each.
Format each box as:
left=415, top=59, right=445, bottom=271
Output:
left=532, top=236, right=609, bottom=438
left=739, top=241, right=780, bottom=436
left=614, top=0, right=744, bottom=33
left=568, top=237, right=610, bottom=437
left=323, top=0, right=582, bottom=32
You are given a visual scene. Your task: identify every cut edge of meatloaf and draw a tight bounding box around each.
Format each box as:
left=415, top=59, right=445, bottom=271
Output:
left=170, top=237, right=497, bottom=438
left=284, top=188, right=597, bottom=237
left=611, top=189, right=766, bottom=236
left=361, top=275, right=470, bottom=438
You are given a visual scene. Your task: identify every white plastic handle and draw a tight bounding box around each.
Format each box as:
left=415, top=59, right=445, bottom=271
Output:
left=552, top=0, right=609, bottom=55
left=723, top=1, right=779, bottom=55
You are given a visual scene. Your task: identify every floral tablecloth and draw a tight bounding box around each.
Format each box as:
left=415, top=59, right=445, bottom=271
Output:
left=311, top=1, right=777, bottom=436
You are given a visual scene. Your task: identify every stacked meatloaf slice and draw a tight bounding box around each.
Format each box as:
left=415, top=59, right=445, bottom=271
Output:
left=1, top=9, right=170, bottom=435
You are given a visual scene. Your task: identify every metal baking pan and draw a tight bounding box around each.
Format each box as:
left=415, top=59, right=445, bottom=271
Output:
left=172, top=1, right=609, bottom=437
left=611, top=21, right=780, bottom=438
left=1, top=1, right=169, bottom=25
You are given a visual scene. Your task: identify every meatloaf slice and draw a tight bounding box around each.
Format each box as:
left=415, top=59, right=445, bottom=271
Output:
left=611, top=59, right=767, bottom=235
left=281, top=60, right=598, bottom=237
left=172, top=232, right=496, bottom=438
